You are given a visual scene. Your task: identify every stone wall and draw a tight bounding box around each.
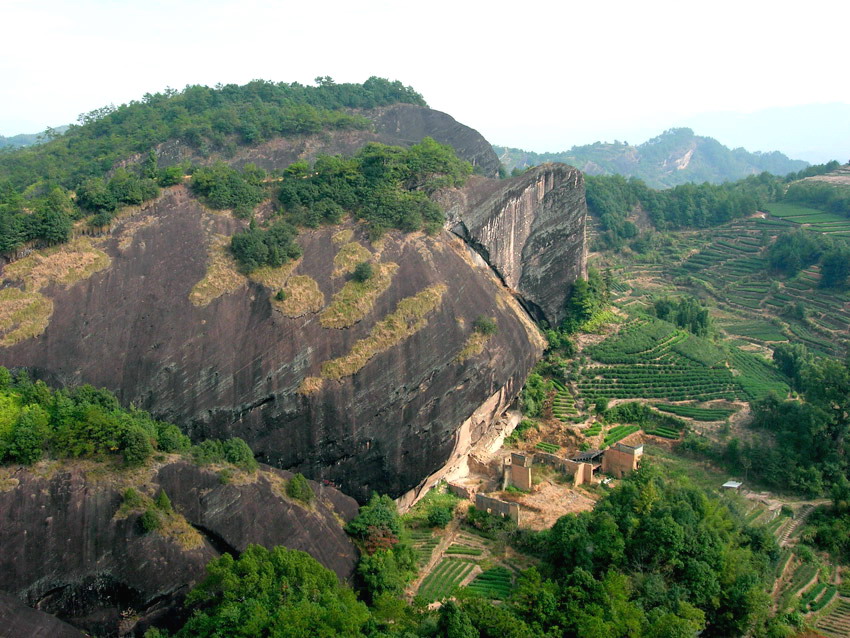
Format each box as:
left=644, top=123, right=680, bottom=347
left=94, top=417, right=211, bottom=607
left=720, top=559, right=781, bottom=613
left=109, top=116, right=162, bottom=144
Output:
left=602, top=444, right=643, bottom=478
left=475, top=493, right=520, bottom=523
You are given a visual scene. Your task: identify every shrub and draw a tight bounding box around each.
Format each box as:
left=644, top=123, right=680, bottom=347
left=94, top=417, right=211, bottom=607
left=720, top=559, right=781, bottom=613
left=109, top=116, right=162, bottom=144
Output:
left=192, top=439, right=225, bottom=465
left=155, top=423, right=190, bottom=453
left=121, top=425, right=154, bottom=467
left=472, top=316, right=497, bottom=335
left=122, top=487, right=144, bottom=510
left=427, top=504, right=454, bottom=528
left=286, top=473, right=314, bottom=503
left=155, top=490, right=172, bottom=512
left=139, top=509, right=161, bottom=533
left=223, top=437, right=257, bottom=471
left=352, top=261, right=373, bottom=283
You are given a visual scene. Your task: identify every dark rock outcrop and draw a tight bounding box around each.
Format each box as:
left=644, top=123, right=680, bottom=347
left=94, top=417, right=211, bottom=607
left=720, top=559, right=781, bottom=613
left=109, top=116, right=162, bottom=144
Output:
left=0, top=593, right=87, bottom=638
left=441, top=163, right=587, bottom=324
left=157, top=103, right=501, bottom=178
left=0, top=460, right=357, bottom=636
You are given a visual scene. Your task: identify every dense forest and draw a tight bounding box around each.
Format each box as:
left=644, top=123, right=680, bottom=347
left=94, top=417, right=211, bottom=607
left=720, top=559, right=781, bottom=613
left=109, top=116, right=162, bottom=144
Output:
left=0, top=77, right=425, bottom=252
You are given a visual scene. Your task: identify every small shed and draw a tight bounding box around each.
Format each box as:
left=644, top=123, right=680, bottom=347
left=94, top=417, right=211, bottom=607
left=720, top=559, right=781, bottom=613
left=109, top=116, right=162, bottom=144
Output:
left=722, top=480, right=743, bottom=491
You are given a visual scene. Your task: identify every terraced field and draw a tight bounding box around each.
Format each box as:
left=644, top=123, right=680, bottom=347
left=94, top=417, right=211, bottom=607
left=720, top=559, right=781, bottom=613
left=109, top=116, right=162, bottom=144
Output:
left=417, top=558, right=476, bottom=601
left=611, top=216, right=850, bottom=357
left=817, top=598, right=850, bottom=638
left=550, top=380, right=580, bottom=422
left=575, top=317, right=787, bottom=404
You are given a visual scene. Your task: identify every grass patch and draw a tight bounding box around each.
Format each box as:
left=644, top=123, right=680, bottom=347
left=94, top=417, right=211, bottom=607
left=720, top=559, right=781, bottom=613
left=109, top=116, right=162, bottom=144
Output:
left=332, top=229, right=354, bottom=245
left=455, top=330, right=491, bottom=363
left=273, top=275, right=325, bottom=317
left=0, top=288, right=53, bottom=346
left=332, top=241, right=372, bottom=277
left=248, top=259, right=300, bottom=290
left=320, top=284, right=446, bottom=380
left=297, top=376, right=324, bottom=396
left=319, top=262, right=398, bottom=328
left=4, top=237, right=110, bottom=292
left=465, top=566, right=513, bottom=600
left=189, top=235, right=247, bottom=307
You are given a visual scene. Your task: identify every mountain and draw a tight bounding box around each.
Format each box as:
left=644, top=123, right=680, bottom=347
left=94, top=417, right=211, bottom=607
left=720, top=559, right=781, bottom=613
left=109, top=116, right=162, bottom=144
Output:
left=681, top=103, right=850, bottom=165
left=0, top=81, right=586, bottom=504
left=495, top=128, right=808, bottom=188
left=0, top=126, right=69, bottom=150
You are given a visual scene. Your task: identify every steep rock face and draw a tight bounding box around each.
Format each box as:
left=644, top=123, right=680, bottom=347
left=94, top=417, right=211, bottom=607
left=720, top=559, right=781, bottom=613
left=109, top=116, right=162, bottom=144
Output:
left=157, top=103, right=501, bottom=178
left=0, top=460, right=357, bottom=636
left=441, top=163, right=587, bottom=324
left=0, top=593, right=86, bottom=638
left=0, top=185, right=547, bottom=501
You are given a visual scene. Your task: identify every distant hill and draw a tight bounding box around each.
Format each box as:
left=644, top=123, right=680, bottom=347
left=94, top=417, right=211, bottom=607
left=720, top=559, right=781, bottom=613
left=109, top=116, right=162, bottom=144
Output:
left=495, top=128, right=808, bottom=188
left=0, top=125, right=69, bottom=149
left=681, top=103, right=850, bottom=165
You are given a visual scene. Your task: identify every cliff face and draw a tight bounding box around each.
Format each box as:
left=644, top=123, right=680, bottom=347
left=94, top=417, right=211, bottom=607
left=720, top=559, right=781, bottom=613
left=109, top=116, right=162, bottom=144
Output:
left=441, top=163, right=587, bottom=324
left=0, top=112, right=584, bottom=504
left=0, top=460, right=358, bottom=636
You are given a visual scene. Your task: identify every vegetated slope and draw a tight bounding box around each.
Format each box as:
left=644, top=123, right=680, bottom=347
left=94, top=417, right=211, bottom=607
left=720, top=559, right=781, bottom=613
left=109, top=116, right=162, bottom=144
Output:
left=495, top=127, right=808, bottom=188
left=0, top=82, right=585, bottom=502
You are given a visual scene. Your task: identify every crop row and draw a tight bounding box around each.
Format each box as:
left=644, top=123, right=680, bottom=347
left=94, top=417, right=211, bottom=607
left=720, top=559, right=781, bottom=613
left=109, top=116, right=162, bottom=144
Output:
left=465, top=566, right=513, bottom=600
left=418, top=558, right=476, bottom=602
left=536, top=441, right=560, bottom=454
left=445, top=545, right=483, bottom=556
left=656, top=404, right=734, bottom=421
left=604, top=424, right=640, bottom=446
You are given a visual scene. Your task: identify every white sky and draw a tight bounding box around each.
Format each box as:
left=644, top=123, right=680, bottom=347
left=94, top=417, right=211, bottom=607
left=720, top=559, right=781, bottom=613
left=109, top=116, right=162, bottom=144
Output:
left=2, top=0, right=848, bottom=154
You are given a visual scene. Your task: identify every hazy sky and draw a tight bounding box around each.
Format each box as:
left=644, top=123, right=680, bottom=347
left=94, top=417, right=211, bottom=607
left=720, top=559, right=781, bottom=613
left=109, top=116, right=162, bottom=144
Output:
left=2, top=0, right=848, bottom=156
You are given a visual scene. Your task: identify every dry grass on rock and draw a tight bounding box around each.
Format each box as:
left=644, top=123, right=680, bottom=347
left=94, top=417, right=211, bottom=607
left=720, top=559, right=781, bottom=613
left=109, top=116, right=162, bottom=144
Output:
left=320, top=262, right=398, bottom=328
left=0, top=288, right=53, bottom=346
left=4, top=237, right=110, bottom=292
left=332, top=241, right=372, bottom=278
left=189, top=235, right=247, bottom=307
left=273, top=275, right=325, bottom=317
left=298, top=376, right=324, bottom=395
left=455, top=331, right=491, bottom=363
left=321, top=284, right=446, bottom=380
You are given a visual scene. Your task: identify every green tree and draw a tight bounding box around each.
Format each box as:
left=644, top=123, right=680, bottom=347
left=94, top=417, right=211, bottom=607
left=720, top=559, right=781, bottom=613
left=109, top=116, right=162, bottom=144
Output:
left=286, top=473, right=314, bottom=503
left=177, top=545, right=370, bottom=637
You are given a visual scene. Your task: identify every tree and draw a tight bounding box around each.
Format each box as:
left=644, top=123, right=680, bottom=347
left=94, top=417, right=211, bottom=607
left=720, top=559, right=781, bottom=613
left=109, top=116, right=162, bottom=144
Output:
left=7, top=405, right=49, bottom=464
left=223, top=437, right=257, bottom=471
left=286, top=473, right=314, bottom=503
left=178, top=545, right=370, bottom=637
left=351, top=261, right=373, bottom=283
left=345, top=493, right=401, bottom=548
left=437, top=601, right=479, bottom=638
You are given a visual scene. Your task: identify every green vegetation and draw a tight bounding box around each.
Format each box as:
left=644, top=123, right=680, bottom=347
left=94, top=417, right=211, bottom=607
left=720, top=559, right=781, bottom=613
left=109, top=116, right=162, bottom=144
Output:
left=229, top=220, right=302, bottom=273
left=535, top=441, right=560, bottom=454
left=417, top=558, right=476, bottom=602
left=174, top=544, right=370, bottom=637
left=286, top=473, right=314, bottom=503
left=465, top=566, right=514, bottom=600
left=190, top=162, right=266, bottom=217
left=1, top=78, right=424, bottom=255
left=277, top=137, right=471, bottom=236
left=655, top=403, right=734, bottom=421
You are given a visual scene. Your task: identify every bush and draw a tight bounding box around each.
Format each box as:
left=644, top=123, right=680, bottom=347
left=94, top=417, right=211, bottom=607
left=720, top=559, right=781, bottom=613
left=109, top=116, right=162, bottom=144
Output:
left=122, top=487, right=144, bottom=509
left=121, top=425, right=154, bottom=466
left=155, top=423, right=190, bottom=453
left=472, top=316, right=497, bottom=335
left=155, top=490, right=172, bottom=512
left=223, top=437, right=257, bottom=471
left=192, top=439, right=225, bottom=465
left=139, top=509, right=161, bottom=533
left=427, top=504, right=454, bottom=528
left=352, top=261, right=373, bottom=283
left=286, top=473, right=314, bottom=503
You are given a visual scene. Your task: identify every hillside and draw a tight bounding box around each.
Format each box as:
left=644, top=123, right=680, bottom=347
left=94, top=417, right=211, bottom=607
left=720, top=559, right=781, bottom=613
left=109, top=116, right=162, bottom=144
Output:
left=495, top=127, right=808, bottom=188
left=0, top=80, right=587, bottom=503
